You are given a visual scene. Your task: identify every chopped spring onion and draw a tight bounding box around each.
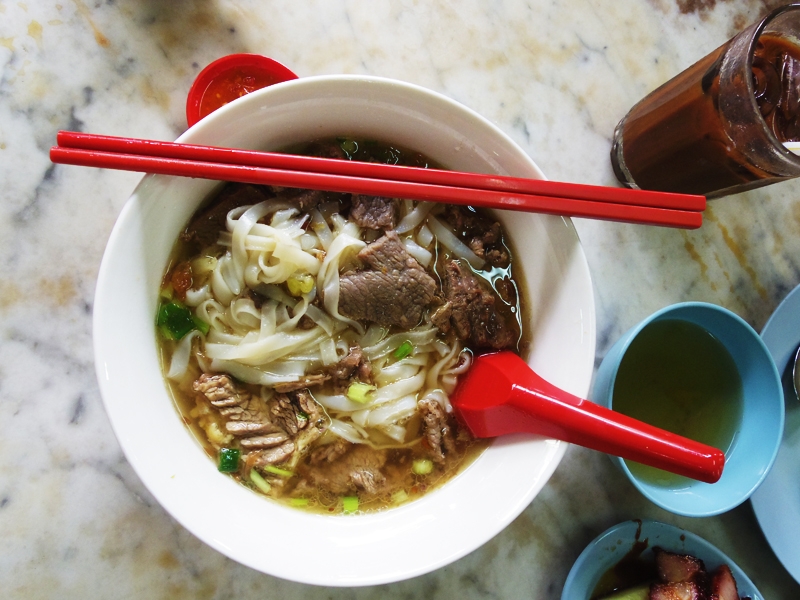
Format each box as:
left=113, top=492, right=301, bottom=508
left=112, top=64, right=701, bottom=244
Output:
left=290, top=498, right=310, bottom=507
left=286, top=273, right=314, bottom=296
left=218, top=448, right=240, bottom=473
left=192, top=314, right=210, bottom=335
left=393, top=340, right=414, bottom=360
left=157, top=301, right=198, bottom=340
left=250, top=469, right=272, bottom=494
left=392, top=490, right=409, bottom=504
left=342, top=496, right=359, bottom=514
left=412, top=459, right=434, bottom=476
left=264, top=465, right=294, bottom=477
left=346, top=382, right=377, bottom=404
left=159, top=285, right=174, bottom=302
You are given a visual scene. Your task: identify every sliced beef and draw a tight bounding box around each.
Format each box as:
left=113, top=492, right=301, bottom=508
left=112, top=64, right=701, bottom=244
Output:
left=439, top=260, right=517, bottom=350
left=429, top=302, right=453, bottom=333
left=338, top=231, right=437, bottom=329
left=239, top=432, right=290, bottom=450
left=193, top=373, right=280, bottom=437
left=308, top=438, right=352, bottom=466
left=419, top=397, right=456, bottom=463
left=182, top=184, right=271, bottom=250
left=349, top=195, right=397, bottom=230
left=269, top=388, right=321, bottom=436
left=246, top=441, right=297, bottom=468
left=327, top=345, right=372, bottom=384
left=298, top=444, right=388, bottom=496
left=270, top=187, right=328, bottom=212
left=442, top=205, right=509, bottom=268
left=194, top=375, right=328, bottom=473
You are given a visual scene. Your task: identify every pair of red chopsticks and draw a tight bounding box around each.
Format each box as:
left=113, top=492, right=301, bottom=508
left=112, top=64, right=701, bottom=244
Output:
left=50, top=131, right=705, bottom=228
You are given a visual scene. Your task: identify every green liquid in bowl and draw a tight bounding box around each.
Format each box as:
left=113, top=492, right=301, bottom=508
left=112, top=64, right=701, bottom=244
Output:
left=613, top=319, right=743, bottom=487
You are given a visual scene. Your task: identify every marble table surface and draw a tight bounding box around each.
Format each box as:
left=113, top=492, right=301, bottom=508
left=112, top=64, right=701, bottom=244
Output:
left=2, top=0, right=800, bottom=598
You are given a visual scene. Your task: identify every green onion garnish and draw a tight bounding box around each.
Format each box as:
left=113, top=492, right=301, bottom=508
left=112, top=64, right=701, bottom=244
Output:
left=412, top=459, right=433, bottom=476
left=290, top=498, right=310, bottom=507
left=342, top=496, right=359, bottom=514
left=393, top=340, right=414, bottom=360
left=391, top=490, right=409, bottom=504
left=286, top=273, right=314, bottom=296
left=346, top=382, right=376, bottom=404
left=192, top=314, right=210, bottom=335
left=263, top=465, right=294, bottom=477
left=157, top=301, right=197, bottom=340
left=250, top=469, right=271, bottom=494
left=218, top=448, right=240, bottom=473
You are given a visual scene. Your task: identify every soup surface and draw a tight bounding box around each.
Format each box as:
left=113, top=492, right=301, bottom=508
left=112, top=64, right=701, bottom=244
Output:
left=613, top=319, right=743, bottom=487
left=157, top=138, right=525, bottom=514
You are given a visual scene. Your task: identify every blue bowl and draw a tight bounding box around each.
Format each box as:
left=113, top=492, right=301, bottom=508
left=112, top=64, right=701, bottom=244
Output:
left=561, top=519, right=763, bottom=600
left=592, top=302, right=783, bottom=517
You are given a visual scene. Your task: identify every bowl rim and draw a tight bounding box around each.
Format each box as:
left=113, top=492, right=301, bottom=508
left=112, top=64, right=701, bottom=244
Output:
left=93, top=74, right=596, bottom=585
left=595, top=301, right=784, bottom=517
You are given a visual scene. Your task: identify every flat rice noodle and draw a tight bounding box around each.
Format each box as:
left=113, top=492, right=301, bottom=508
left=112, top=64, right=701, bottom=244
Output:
left=205, top=328, right=325, bottom=365
left=184, top=284, right=211, bottom=307
left=328, top=419, right=369, bottom=444
left=359, top=324, right=388, bottom=348
left=317, top=232, right=366, bottom=333
left=314, top=392, right=367, bottom=413
left=320, top=338, right=338, bottom=365
left=365, top=394, right=418, bottom=427
left=417, top=224, right=434, bottom=247
left=309, top=209, right=333, bottom=250
left=403, top=237, right=433, bottom=267
left=304, top=304, right=335, bottom=336
left=427, top=215, right=485, bottom=269
left=378, top=424, right=407, bottom=443
left=396, top=201, right=435, bottom=233
left=426, top=340, right=462, bottom=391
left=211, top=254, right=237, bottom=304
left=372, top=371, right=426, bottom=404
left=209, top=358, right=310, bottom=386
left=167, top=330, right=202, bottom=380
left=363, top=328, right=438, bottom=361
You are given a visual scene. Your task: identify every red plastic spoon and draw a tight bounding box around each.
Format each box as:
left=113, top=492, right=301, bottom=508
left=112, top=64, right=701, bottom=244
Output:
left=450, top=351, right=725, bottom=484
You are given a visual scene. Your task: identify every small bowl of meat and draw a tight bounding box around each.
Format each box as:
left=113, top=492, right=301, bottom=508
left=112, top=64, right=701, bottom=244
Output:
left=562, top=519, right=762, bottom=600
left=93, top=75, right=596, bottom=585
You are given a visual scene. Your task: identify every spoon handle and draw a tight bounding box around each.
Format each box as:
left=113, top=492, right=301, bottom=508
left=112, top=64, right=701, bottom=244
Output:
left=506, top=373, right=725, bottom=483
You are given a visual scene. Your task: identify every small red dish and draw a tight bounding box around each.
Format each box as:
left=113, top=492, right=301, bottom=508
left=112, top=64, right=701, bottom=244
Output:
left=186, top=54, right=298, bottom=127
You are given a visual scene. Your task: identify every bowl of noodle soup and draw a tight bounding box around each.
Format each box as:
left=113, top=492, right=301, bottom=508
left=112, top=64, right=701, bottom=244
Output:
left=93, top=75, right=595, bottom=585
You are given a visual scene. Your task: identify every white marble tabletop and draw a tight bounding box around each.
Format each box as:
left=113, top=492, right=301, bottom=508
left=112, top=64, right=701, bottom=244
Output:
left=2, top=0, right=800, bottom=598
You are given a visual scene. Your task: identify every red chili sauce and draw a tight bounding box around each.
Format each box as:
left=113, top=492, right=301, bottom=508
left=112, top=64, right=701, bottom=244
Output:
left=197, top=67, right=282, bottom=120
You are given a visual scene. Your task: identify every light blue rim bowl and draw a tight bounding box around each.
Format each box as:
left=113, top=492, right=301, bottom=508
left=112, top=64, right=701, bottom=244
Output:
left=561, top=519, right=763, bottom=600
left=591, top=302, right=784, bottom=517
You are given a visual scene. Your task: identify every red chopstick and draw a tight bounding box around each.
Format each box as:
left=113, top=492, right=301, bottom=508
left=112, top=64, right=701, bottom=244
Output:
left=50, top=131, right=705, bottom=229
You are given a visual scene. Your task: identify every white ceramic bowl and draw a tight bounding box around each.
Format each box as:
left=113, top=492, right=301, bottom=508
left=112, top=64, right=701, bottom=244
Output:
left=93, top=75, right=596, bottom=586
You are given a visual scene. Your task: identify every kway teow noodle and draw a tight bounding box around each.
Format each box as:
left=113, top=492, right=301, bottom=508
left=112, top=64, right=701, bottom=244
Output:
left=157, top=138, right=526, bottom=514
